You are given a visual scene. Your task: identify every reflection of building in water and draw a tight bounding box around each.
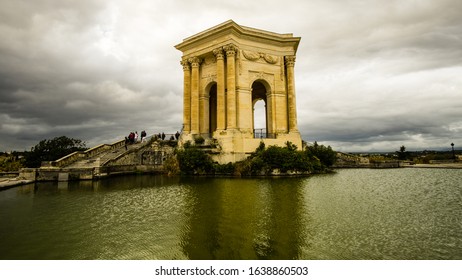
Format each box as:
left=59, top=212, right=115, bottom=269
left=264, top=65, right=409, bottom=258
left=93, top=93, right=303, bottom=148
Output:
left=180, top=178, right=304, bottom=259
left=176, top=20, right=302, bottom=163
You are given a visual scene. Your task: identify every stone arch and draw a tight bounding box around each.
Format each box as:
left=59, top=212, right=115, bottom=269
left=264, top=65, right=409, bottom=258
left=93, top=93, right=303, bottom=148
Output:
left=251, top=79, right=273, bottom=138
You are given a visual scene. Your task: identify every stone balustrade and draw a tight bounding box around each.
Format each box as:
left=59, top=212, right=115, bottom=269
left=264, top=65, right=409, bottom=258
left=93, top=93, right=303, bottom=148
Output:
left=50, top=139, right=126, bottom=168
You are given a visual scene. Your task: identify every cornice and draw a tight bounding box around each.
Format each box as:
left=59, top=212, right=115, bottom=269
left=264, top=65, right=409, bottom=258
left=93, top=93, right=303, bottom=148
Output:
left=175, top=20, right=300, bottom=53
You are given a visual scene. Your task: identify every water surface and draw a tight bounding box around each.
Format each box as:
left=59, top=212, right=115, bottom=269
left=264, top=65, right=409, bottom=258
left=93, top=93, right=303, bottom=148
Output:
left=0, top=169, right=461, bottom=259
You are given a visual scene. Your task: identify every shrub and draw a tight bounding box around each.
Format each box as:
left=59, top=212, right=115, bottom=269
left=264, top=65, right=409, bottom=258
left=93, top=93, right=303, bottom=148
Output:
left=305, top=141, right=337, bottom=167
left=214, top=162, right=234, bottom=174
left=233, top=159, right=253, bottom=176
left=176, top=145, right=213, bottom=175
left=173, top=140, right=335, bottom=176
left=0, top=156, right=24, bottom=172
left=194, top=136, right=205, bottom=145
left=250, top=156, right=268, bottom=175
left=163, top=156, right=180, bottom=176
left=257, top=143, right=311, bottom=173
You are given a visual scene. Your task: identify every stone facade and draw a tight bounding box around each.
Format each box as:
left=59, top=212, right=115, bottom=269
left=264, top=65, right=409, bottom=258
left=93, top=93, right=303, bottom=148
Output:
left=175, top=20, right=302, bottom=163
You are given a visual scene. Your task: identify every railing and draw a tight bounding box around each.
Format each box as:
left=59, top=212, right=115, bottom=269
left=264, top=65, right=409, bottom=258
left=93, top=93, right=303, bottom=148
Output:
left=0, top=171, right=19, bottom=178
left=152, top=133, right=181, bottom=141
left=49, top=139, right=126, bottom=168
left=253, top=128, right=276, bottom=139
left=45, top=132, right=181, bottom=168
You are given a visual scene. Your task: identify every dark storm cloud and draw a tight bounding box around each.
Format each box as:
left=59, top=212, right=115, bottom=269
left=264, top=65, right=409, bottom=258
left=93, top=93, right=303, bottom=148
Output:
left=0, top=0, right=185, bottom=150
left=1, top=0, right=461, bottom=152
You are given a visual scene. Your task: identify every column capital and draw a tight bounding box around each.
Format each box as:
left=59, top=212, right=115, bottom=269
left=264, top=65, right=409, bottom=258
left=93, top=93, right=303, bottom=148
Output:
left=180, top=59, right=190, bottom=71
left=213, top=47, right=225, bottom=59
left=223, top=44, right=238, bottom=57
left=188, top=57, right=202, bottom=67
left=285, top=55, right=296, bottom=67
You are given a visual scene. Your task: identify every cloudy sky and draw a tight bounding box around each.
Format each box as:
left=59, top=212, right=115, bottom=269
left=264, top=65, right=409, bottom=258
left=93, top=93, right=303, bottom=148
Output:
left=1, top=0, right=461, bottom=152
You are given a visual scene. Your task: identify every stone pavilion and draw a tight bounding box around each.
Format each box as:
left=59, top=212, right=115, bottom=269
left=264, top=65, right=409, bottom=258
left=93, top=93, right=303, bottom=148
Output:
left=175, top=20, right=302, bottom=163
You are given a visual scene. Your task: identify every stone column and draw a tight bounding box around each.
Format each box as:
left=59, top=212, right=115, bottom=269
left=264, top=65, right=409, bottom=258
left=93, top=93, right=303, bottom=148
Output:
left=181, top=59, right=191, bottom=133
left=199, top=88, right=209, bottom=135
left=189, top=57, right=201, bottom=134
left=224, top=44, right=237, bottom=129
left=237, top=88, right=252, bottom=134
left=285, top=56, right=298, bottom=132
left=268, top=91, right=276, bottom=135
left=213, top=47, right=226, bottom=130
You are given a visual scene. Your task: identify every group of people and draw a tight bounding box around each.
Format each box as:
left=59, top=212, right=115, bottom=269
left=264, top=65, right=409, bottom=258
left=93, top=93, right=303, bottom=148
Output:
left=125, top=131, right=147, bottom=150
left=124, top=131, right=182, bottom=150
left=155, top=131, right=181, bottom=141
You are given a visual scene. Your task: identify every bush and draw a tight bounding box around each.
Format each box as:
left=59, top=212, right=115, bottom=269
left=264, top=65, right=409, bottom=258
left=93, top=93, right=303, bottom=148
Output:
left=233, top=159, right=252, bottom=176
left=305, top=141, right=337, bottom=167
left=257, top=143, right=312, bottom=173
left=176, top=145, right=213, bottom=175
left=194, top=136, right=205, bottom=145
left=163, top=156, right=180, bottom=176
left=214, top=162, right=234, bottom=174
left=308, top=156, right=323, bottom=172
left=0, top=155, right=24, bottom=172
left=249, top=156, right=268, bottom=175
left=174, top=140, right=336, bottom=176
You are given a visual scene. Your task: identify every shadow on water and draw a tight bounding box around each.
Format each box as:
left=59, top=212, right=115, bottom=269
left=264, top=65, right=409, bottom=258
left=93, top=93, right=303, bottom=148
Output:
left=179, top=177, right=306, bottom=260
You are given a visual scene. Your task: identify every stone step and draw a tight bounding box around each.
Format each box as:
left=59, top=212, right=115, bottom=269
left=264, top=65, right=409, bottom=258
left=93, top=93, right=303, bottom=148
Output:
left=63, top=141, right=149, bottom=168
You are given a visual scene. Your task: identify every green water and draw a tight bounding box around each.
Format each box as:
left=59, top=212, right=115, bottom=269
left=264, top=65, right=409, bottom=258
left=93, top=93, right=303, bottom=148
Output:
left=1, top=168, right=461, bottom=260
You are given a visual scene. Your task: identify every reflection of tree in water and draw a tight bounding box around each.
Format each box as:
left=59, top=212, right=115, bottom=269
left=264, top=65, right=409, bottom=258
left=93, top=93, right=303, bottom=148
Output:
left=180, top=177, right=306, bottom=259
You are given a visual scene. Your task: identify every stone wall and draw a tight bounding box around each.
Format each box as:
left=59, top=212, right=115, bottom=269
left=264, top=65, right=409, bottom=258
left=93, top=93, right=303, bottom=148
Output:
left=104, top=142, right=175, bottom=167
left=19, top=141, right=176, bottom=182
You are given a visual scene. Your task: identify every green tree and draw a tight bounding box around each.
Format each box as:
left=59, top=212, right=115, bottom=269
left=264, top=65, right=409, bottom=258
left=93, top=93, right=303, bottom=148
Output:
left=396, top=145, right=409, bottom=160
left=24, top=136, right=86, bottom=168
left=305, top=141, right=337, bottom=167
left=400, top=145, right=406, bottom=153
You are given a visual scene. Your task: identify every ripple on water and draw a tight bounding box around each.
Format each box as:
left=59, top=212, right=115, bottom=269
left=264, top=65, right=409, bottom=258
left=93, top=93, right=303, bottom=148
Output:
left=1, top=171, right=461, bottom=260
left=299, top=169, right=462, bottom=259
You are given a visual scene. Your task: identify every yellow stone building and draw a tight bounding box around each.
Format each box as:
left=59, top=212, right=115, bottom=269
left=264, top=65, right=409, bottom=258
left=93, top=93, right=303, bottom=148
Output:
left=175, top=20, right=302, bottom=163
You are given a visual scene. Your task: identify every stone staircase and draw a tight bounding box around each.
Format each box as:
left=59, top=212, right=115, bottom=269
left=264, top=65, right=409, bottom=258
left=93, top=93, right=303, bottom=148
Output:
left=55, top=140, right=149, bottom=169
left=23, top=137, right=174, bottom=182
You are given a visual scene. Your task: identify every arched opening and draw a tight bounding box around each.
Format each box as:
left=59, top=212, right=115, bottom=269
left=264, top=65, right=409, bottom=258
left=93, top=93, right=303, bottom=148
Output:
left=251, top=81, right=269, bottom=138
left=209, top=83, right=217, bottom=134
left=253, top=100, right=266, bottom=129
